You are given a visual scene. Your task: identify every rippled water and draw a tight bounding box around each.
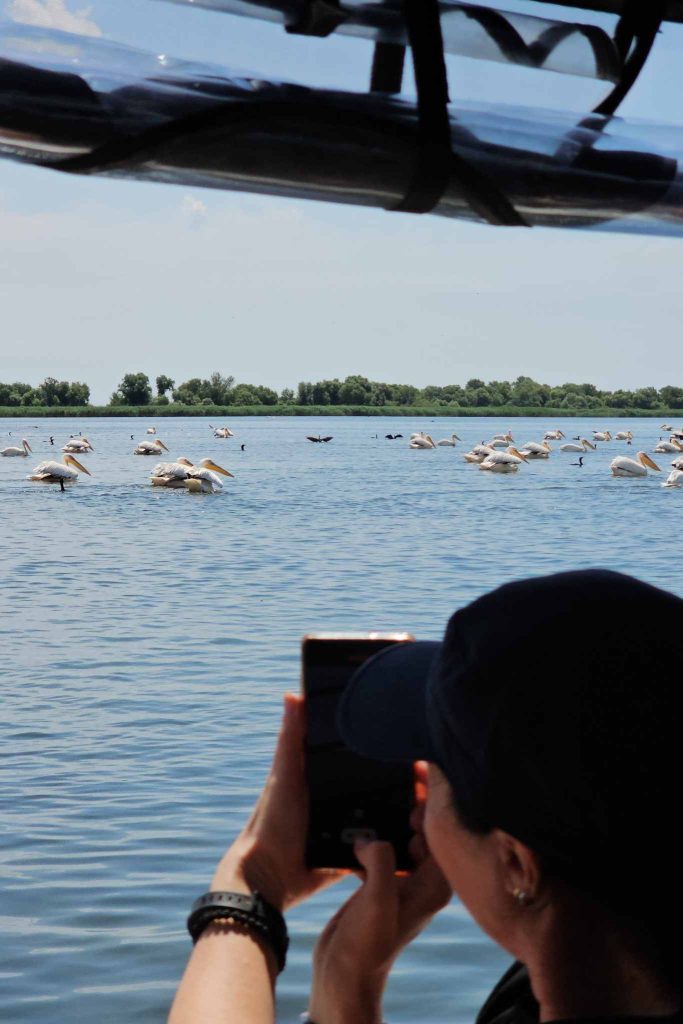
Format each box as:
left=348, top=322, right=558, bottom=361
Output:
left=2, top=415, right=681, bottom=1024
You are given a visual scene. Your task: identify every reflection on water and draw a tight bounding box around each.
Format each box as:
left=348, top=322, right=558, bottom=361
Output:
left=2, top=415, right=680, bottom=1023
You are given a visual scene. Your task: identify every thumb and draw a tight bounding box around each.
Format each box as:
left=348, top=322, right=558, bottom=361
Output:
left=354, top=840, right=397, bottom=900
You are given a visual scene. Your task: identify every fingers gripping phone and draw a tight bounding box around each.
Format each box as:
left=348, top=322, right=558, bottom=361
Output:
left=302, top=633, right=416, bottom=871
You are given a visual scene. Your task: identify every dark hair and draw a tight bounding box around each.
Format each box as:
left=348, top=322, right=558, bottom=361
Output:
left=432, top=570, right=683, bottom=992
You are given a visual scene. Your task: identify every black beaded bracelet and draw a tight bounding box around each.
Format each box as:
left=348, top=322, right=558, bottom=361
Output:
left=187, top=890, right=289, bottom=973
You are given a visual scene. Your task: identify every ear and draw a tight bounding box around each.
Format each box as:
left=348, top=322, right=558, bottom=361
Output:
left=492, top=829, right=543, bottom=904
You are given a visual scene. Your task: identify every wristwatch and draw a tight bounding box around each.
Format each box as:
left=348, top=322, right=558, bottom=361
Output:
left=187, top=890, right=289, bottom=973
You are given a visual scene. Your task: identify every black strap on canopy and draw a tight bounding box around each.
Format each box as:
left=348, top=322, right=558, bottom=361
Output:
left=392, top=0, right=526, bottom=224
left=593, top=0, right=665, bottom=115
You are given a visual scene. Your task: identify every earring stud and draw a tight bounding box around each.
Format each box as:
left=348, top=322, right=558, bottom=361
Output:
left=512, top=888, right=532, bottom=906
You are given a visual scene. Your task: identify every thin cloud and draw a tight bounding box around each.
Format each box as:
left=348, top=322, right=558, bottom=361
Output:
left=6, top=0, right=102, bottom=37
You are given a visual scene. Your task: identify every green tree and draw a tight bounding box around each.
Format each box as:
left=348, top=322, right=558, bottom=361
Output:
left=297, top=382, right=314, bottom=405
left=156, top=374, right=175, bottom=398
left=338, top=375, right=372, bottom=405
left=659, top=386, right=683, bottom=408
left=111, top=373, right=152, bottom=406
left=280, top=388, right=295, bottom=404
left=231, top=384, right=262, bottom=405
left=254, top=386, right=279, bottom=406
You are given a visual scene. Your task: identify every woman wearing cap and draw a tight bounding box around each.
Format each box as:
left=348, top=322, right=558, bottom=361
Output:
left=169, top=570, right=683, bottom=1024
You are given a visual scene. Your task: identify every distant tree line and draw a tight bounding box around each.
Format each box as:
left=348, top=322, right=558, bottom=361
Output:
left=109, top=372, right=683, bottom=409
left=2, top=373, right=683, bottom=410
left=0, top=377, right=90, bottom=407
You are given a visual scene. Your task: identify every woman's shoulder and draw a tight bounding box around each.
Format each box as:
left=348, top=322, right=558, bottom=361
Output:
left=476, top=962, right=538, bottom=1024
left=475, top=962, right=683, bottom=1024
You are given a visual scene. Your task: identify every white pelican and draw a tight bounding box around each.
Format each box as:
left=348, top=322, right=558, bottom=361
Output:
left=560, top=439, right=595, bottom=453
left=151, top=458, right=234, bottom=493
left=479, top=447, right=528, bottom=473
left=146, top=427, right=157, bottom=435
left=1, top=438, right=32, bottom=457
left=463, top=445, right=495, bottom=464
left=653, top=439, right=683, bottom=453
left=485, top=437, right=512, bottom=449
left=610, top=452, right=660, bottom=477
left=614, top=430, right=634, bottom=441
left=593, top=431, right=612, bottom=442
left=213, top=427, right=234, bottom=438
left=186, top=459, right=235, bottom=493
left=409, top=434, right=436, bottom=449
left=671, top=456, right=683, bottom=471
left=134, top=439, right=170, bottom=455
left=150, top=457, right=195, bottom=487
left=491, top=431, right=514, bottom=443
left=62, top=436, right=94, bottom=453
left=661, top=424, right=672, bottom=431
left=435, top=433, right=461, bottom=446
left=520, top=441, right=551, bottom=458
left=544, top=430, right=565, bottom=440
left=28, top=454, right=91, bottom=485
left=663, top=469, right=683, bottom=488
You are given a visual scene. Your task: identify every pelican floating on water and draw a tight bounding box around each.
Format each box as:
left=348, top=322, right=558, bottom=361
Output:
left=463, top=445, right=495, bottom=463
left=593, top=431, right=613, bottom=442
left=520, top=441, right=551, bottom=458
left=479, top=447, right=528, bottom=473
left=435, top=433, right=461, bottom=446
left=560, top=439, right=595, bottom=453
left=146, top=427, right=157, bottom=435
left=653, top=439, right=683, bottom=453
left=614, top=430, right=634, bottom=441
left=409, top=434, right=436, bottom=449
left=213, top=427, right=235, bottom=438
left=151, top=458, right=234, bottom=493
left=663, top=469, right=683, bottom=488
left=544, top=430, right=565, bottom=441
left=1, top=438, right=32, bottom=456
left=62, top=436, right=93, bottom=453
left=28, top=454, right=91, bottom=484
left=134, top=439, right=170, bottom=455
left=671, top=456, right=683, bottom=471
left=610, top=452, right=660, bottom=477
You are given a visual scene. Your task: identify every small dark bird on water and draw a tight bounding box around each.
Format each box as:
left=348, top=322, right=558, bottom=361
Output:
left=59, top=479, right=65, bottom=492
left=306, top=435, right=333, bottom=443
left=571, top=457, right=584, bottom=467
left=131, top=435, right=134, bottom=440
left=241, top=444, right=245, bottom=451
left=49, top=436, right=54, bottom=445
left=385, top=433, right=404, bottom=439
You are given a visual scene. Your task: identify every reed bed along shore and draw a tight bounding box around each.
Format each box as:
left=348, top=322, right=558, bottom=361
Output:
left=1, top=405, right=681, bottom=418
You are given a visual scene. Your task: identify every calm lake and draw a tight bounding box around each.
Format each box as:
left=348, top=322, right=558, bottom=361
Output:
left=2, top=414, right=681, bottom=1023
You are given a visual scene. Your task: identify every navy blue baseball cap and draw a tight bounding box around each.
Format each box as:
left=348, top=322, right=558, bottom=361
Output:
left=338, top=569, right=683, bottom=894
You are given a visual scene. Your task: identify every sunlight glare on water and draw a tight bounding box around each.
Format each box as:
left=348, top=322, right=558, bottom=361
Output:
left=2, top=415, right=681, bottom=1023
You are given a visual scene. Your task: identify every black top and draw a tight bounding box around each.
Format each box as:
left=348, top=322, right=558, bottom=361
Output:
left=477, top=963, right=683, bottom=1024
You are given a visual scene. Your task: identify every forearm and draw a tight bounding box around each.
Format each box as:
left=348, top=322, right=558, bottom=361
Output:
left=168, top=924, right=277, bottom=1024
left=308, top=975, right=386, bottom=1024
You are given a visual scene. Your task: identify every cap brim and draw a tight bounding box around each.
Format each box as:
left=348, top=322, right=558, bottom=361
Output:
left=337, top=641, right=441, bottom=762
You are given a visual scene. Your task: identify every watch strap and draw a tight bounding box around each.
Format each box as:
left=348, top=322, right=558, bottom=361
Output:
left=187, top=890, right=288, bottom=973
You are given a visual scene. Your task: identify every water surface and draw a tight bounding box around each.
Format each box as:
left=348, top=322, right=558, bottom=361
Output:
left=2, top=415, right=680, bottom=1023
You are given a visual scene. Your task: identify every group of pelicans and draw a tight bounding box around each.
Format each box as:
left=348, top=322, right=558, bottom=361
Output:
left=406, top=427, right=683, bottom=486
left=0, top=428, right=235, bottom=494
left=2, top=422, right=683, bottom=490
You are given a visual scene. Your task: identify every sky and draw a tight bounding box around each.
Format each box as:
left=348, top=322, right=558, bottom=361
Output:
left=1, top=0, right=683, bottom=403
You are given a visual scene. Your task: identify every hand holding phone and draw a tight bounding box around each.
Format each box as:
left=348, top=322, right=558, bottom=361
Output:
left=302, top=633, right=416, bottom=871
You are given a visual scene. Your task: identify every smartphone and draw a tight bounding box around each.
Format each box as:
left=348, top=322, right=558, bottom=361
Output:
left=302, top=633, right=416, bottom=871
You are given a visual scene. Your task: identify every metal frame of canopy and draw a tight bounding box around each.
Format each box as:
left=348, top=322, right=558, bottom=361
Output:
left=277, top=0, right=668, bottom=220
left=133, top=0, right=669, bottom=225
left=0, top=1, right=679, bottom=235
